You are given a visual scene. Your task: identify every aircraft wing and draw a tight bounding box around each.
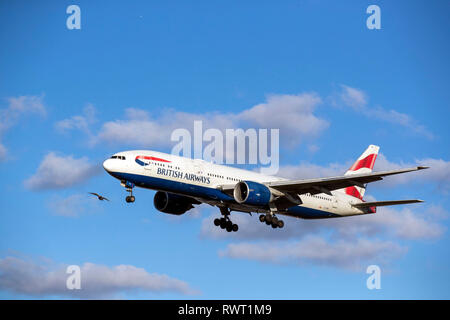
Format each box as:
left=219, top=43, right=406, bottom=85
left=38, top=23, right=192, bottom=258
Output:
left=264, top=166, right=429, bottom=195
left=352, top=199, right=424, bottom=208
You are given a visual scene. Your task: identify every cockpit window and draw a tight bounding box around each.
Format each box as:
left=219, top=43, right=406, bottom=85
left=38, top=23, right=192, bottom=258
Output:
left=111, top=155, right=126, bottom=160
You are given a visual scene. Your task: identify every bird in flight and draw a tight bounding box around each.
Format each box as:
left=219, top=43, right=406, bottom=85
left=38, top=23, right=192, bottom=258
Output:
left=88, top=192, right=110, bottom=201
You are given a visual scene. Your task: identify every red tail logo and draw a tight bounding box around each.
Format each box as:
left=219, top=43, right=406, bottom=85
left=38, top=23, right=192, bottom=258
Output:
left=344, top=145, right=380, bottom=200
left=348, top=153, right=377, bottom=172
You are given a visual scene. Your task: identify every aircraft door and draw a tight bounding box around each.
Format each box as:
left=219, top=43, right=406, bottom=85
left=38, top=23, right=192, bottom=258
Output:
left=332, top=198, right=338, bottom=210
left=194, top=163, right=203, bottom=175
left=188, top=160, right=205, bottom=193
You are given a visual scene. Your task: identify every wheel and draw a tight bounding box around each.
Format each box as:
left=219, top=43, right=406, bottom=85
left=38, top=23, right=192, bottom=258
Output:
left=214, top=218, right=221, bottom=226
left=272, top=217, right=279, bottom=225
left=125, top=196, right=131, bottom=203
left=226, top=220, right=233, bottom=229
left=220, top=219, right=227, bottom=229
left=259, top=215, right=265, bottom=223
left=265, top=214, right=272, bottom=223
left=226, top=224, right=233, bottom=232
left=129, top=196, right=135, bottom=203
left=277, top=220, right=284, bottom=228
left=265, top=220, right=271, bottom=225
left=232, top=224, right=239, bottom=232
left=271, top=223, right=277, bottom=228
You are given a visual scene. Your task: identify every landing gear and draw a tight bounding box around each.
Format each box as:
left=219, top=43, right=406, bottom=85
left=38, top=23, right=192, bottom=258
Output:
left=213, top=207, right=239, bottom=232
left=122, top=181, right=135, bottom=203
left=259, top=214, right=284, bottom=229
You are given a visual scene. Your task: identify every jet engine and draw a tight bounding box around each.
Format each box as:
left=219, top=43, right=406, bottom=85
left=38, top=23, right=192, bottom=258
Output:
left=153, top=191, right=195, bottom=215
left=233, top=181, right=273, bottom=206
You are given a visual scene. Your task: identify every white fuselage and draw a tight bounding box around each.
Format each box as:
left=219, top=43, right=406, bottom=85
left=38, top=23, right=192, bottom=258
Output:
left=102, top=150, right=371, bottom=219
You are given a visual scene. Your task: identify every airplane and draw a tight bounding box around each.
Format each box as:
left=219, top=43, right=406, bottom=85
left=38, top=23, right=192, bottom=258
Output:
left=102, top=145, right=428, bottom=232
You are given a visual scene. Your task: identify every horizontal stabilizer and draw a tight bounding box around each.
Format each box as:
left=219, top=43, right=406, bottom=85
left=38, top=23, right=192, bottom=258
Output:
left=352, top=199, right=424, bottom=208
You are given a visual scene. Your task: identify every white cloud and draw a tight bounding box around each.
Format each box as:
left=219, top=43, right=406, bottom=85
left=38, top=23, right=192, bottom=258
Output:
left=95, top=109, right=174, bottom=147
left=66, top=93, right=327, bottom=149
left=200, top=205, right=446, bottom=242
left=324, top=206, right=447, bottom=240
left=200, top=203, right=446, bottom=270
left=124, top=107, right=152, bottom=120
left=47, top=194, right=104, bottom=217
left=0, top=143, right=6, bottom=161
left=378, top=207, right=446, bottom=239
left=219, top=236, right=406, bottom=271
left=1, top=95, right=46, bottom=125
left=368, top=108, right=433, bottom=139
left=374, top=154, right=450, bottom=191
left=0, top=254, right=195, bottom=298
left=0, top=95, right=46, bottom=161
left=24, top=152, right=100, bottom=190
left=55, top=103, right=96, bottom=135
left=307, top=144, right=320, bottom=154
left=339, top=84, right=368, bottom=109
left=238, top=93, right=328, bottom=142
left=334, top=85, right=433, bottom=139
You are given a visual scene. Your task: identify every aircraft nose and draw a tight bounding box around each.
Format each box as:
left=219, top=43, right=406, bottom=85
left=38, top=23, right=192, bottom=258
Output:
left=103, top=159, right=113, bottom=172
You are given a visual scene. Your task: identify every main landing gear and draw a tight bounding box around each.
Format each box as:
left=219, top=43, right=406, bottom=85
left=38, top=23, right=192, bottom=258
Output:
left=122, top=181, right=135, bottom=203
left=259, top=213, right=284, bottom=229
left=213, top=207, right=238, bottom=232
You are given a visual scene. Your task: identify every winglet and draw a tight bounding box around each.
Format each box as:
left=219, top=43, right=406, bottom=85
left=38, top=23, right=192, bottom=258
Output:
left=417, top=166, right=430, bottom=170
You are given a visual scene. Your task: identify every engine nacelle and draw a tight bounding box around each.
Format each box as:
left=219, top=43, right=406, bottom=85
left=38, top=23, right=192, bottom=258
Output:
left=153, top=191, right=194, bottom=215
left=233, top=181, right=273, bottom=206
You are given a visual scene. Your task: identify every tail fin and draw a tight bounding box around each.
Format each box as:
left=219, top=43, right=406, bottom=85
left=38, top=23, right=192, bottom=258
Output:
left=343, top=144, right=379, bottom=200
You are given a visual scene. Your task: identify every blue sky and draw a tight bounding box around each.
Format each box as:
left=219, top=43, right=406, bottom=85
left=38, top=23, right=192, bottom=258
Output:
left=0, top=0, right=449, bottom=299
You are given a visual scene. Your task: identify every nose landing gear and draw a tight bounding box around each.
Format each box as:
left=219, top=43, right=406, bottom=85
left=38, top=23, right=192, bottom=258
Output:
left=122, top=181, right=135, bottom=203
